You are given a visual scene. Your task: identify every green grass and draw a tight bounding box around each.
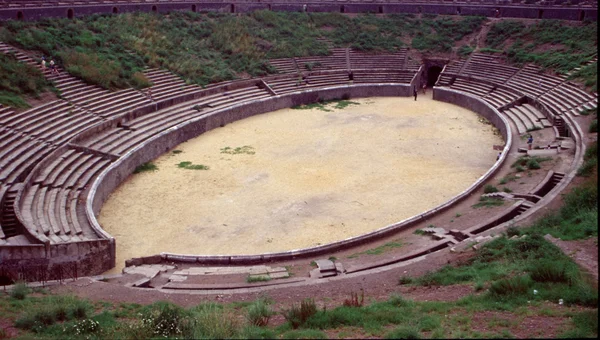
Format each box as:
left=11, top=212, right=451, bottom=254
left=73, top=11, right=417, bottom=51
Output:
left=348, top=240, right=402, bottom=258
left=133, top=162, right=157, bottom=173
left=0, top=53, right=52, bottom=108
left=485, top=20, right=597, bottom=90
left=472, top=196, right=505, bottom=208
left=246, top=275, right=272, bottom=283
left=483, top=184, right=499, bottom=194
left=176, top=161, right=209, bottom=170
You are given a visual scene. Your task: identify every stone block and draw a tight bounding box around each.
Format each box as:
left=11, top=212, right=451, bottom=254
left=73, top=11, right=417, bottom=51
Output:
left=168, top=274, right=187, bottom=282
left=315, top=259, right=335, bottom=272
left=125, top=258, right=144, bottom=267
left=131, top=277, right=151, bottom=288
left=142, top=255, right=162, bottom=265
left=269, top=271, right=290, bottom=279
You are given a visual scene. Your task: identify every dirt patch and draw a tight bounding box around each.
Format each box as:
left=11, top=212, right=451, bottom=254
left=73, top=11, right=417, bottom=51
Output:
left=546, top=235, right=598, bottom=284
left=99, top=95, right=502, bottom=273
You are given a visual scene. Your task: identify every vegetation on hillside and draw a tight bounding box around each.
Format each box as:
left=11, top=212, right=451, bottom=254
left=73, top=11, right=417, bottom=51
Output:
left=1, top=12, right=596, bottom=104
left=485, top=19, right=598, bottom=91
left=0, top=53, right=51, bottom=108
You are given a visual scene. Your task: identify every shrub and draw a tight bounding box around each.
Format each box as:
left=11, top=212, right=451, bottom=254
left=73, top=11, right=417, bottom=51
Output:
left=343, top=289, right=364, bottom=307
left=283, top=298, right=318, bottom=329
left=488, top=275, right=532, bottom=297
left=529, top=260, right=571, bottom=283
left=137, top=301, right=192, bottom=338
left=526, top=159, right=541, bottom=170
left=192, top=303, right=239, bottom=339
left=246, top=299, right=273, bottom=327
left=10, top=282, right=29, bottom=300
left=484, top=184, right=499, bottom=193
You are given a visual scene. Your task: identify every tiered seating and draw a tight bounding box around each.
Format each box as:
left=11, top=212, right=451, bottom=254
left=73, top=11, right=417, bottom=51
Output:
left=268, top=58, right=298, bottom=74
left=295, top=48, right=348, bottom=72
left=0, top=42, right=38, bottom=68
left=0, top=129, right=54, bottom=184
left=352, top=70, right=414, bottom=84
left=265, top=73, right=350, bottom=95
left=142, top=68, right=203, bottom=102
left=1, top=100, right=102, bottom=144
left=79, top=85, right=273, bottom=155
left=482, top=87, right=521, bottom=109
left=501, top=103, right=547, bottom=134
left=349, top=48, right=407, bottom=70
left=436, top=60, right=464, bottom=86
left=73, top=88, right=152, bottom=118
left=20, top=147, right=112, bottom=243
left=461, top=53, right=519, bottom=84
left=539, top=81, right=598, bottom=116
left=506, top=64, right=564, bottom=98
left=450, top=78, right=493, bottom=97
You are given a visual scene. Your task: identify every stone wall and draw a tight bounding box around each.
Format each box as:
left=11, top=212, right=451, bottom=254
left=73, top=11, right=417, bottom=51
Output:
left=113, top=86, right=510, bottom=266
left=1, top=2, right=596, bottom=21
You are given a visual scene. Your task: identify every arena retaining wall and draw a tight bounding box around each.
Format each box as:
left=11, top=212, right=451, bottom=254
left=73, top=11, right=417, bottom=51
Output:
left=111, top=86, right=511, bottom=267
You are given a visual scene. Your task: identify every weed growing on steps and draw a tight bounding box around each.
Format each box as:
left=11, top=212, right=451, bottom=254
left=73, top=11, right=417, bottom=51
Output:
left=472, top=196, right=505, bottom=208
left=246, top=275, right=271, bottom=283
left=347, top=240, right=403, bottom=258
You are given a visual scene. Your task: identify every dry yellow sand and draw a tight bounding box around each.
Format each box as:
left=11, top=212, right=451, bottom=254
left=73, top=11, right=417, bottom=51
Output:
left=99, top=95, right=503, bottom=272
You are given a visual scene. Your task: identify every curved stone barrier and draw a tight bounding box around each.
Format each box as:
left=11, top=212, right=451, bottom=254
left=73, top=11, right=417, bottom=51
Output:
left=114, top=86, right=512, bottom=266
left=1, top=1, right=596, bottom=22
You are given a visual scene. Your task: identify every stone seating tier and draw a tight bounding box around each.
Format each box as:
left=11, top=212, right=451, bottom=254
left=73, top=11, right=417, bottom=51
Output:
left=268, top=58, right=298, bottom=74
left=450, top=78, right=493, bottom=97
left=482, top=87, right=520, bottom=109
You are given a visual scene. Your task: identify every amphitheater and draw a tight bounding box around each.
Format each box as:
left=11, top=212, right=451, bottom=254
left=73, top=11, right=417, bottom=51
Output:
left=0, top=1, right=597, bottom=294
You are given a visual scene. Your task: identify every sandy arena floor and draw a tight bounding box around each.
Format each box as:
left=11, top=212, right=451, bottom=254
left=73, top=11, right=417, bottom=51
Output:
left=99, top=95, right=504, bottom=272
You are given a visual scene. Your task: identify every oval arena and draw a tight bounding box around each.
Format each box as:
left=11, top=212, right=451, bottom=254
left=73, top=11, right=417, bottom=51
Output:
left=0, top=4, right=596, bottom=292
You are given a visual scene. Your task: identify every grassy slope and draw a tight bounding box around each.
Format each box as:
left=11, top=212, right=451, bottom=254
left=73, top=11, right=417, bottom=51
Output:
left=0, top=53, right=50, bottom=108
left=485, top=19, right=597, bottom=91
left=0, top=12, right=596, bottom=100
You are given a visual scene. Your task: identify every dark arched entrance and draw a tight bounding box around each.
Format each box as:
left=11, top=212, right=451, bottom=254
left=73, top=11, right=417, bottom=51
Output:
left=112, top=7, right=118, bottom=14
left=67, top=8, right=74, bottom=19
left=151, top=5, right=158, bottom=13
left=427, top=66, right=443, bottom=86
left=16, top=11, right=24, bottom=20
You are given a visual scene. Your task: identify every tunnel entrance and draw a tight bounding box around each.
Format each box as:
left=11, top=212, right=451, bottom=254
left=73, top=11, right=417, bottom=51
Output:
left=427, top=66, right=443, bottom=86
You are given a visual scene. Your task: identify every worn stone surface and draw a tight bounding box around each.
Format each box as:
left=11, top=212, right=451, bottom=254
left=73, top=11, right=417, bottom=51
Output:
left=315, top=259, right=336, bottom=272
left=168, top=274, right=188, bottom=282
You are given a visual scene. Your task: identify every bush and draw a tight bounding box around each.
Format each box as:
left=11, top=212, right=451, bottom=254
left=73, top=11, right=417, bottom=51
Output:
left=484, top=184, right=499, bottom=193
left=10, top=282, right=29, bottom=300
left=528, top=261, right=571, bottom=283
left=526, top=159, right=541, bottom=170
left=192, top=303, right=239, bottom=339
left=138, top=302, right=193, bottom=338
left=488, top=275, right=532, bottom=297
left=343, top=290, right=364, bottom=307
left=283, top=298, right=318, bottom=329
left=246, top=299, right=273, bottom=327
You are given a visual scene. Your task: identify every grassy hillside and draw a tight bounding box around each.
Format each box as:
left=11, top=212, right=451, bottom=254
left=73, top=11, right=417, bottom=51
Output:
left=484, top=19, right=597, bottom=91
left=0, top=12, right=596, bottom=105
left=0, top=53, right=51, bottom=108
